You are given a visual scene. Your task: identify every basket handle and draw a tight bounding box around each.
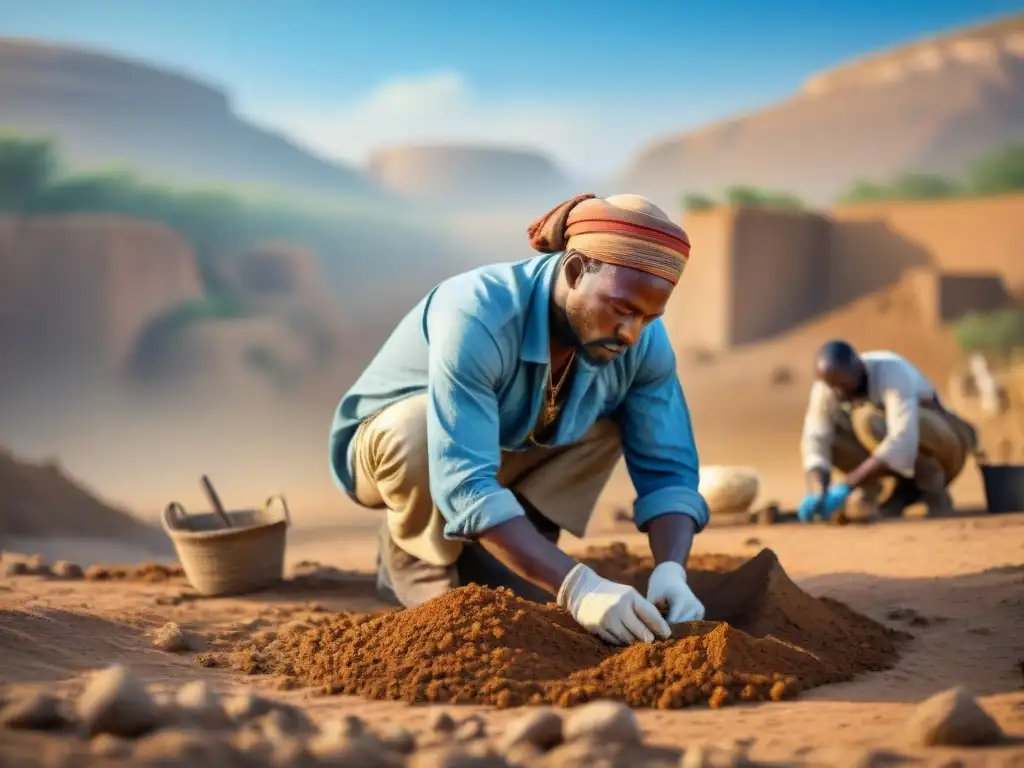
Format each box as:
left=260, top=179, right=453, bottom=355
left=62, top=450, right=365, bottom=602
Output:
left=263, top=494, right=292, bottom=527
left=162, top=501, right=189, bottom=532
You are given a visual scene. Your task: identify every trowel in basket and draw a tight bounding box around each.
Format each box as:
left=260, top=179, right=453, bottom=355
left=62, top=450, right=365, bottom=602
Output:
left=658, top=548, right=779, bottom=638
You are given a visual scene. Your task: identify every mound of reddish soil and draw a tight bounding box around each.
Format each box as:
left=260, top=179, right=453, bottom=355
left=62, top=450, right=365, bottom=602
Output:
left=240, top=547, right=907, bottom=709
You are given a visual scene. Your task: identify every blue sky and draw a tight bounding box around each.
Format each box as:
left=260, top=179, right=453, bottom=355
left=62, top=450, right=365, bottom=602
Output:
left=1, top=1, right=1019, bottom=177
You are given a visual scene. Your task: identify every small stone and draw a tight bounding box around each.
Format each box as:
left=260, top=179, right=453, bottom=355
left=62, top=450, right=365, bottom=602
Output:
left=379, top=723, right=417, bottom=754
left=258, top=705, right=315, bottom=741
left=174, top=680, right=228, bottom=728
left=0, top=689, right=66, bottom=730
left=313, top=735, right=404, bottom=766
left=500, top=709, right=563, bottom=752
left=806, top=746, right=903, bottom=768
left=268, top=737, right=309, bottom=765
left=133, top=728, right=239, bottom=763
left=432, top=711, right=458, bottom=734
left=308, top=715, right=369, bottom=754
left=25, top=555, right=50, bottom=576
left=3, top=561, right=28, bottom=577
left=75, top=664, right=162, bottom=738
left=152, top=622, right=196, bottom=653
left=90, top=734, right=132, bottom=758
left=222, top=692, right=275, bottom=723
left=563, top=701, right=642, bottom=746
left=681, top=745, right=753, bottom=768
left=52, top=561, right=84, bottom=579
left=454, top=714, right=487, bottom=742
left=903, top=686, right=1004, bottom=746
left=409, top=744, right=510, bottom=767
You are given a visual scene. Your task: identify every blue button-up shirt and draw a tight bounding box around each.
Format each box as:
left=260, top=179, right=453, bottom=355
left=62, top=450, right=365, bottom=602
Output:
left=330, top=252, right=709, bottom=540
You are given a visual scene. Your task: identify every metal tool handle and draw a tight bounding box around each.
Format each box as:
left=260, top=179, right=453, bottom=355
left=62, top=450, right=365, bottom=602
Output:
left=200, top=475, right=233, bottom=529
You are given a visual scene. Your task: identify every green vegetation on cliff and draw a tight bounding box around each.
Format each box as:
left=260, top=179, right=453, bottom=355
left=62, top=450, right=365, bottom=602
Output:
left=679, top=144, right=1024, bottom=212
left=955, top=308, right=1024, bottom=357
left=0, top=135, right=451, bottom=291
left=681, top=186, right=806, bottom=213
left=837, top=144, right=1024, bottom=204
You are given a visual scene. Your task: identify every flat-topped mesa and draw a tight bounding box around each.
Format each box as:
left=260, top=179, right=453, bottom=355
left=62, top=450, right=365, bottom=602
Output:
left=368, top=143, right=571, bottom=206
left=802, top=15, right=1024, bottom=95
left=0, top=38, right=229, bottom=116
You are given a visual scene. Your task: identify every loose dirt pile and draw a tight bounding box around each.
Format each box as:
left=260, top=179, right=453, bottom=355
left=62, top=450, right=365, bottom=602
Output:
left=236, top=546, right=907, bottom=709
left=0, top=447, right=162, bottom=544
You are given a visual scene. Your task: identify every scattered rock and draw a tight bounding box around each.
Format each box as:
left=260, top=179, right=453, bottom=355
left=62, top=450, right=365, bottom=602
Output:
left=563, top=701, right=642, bottom=745
left=454, top=714, right=487, bottom=742
left=432, top=711, right=458, bottom=735
left=379, top=723, right=418, bottom=754
left=806, top=746, right=906, bottom=768
left=681, top=744, right=753, bottom=767
left=175, top=680, right=227, bottom=727
left=499, top=709, right=563, bottom=753
left=76, top=664, right=162, bottom=738
left=0, top=689, right=66, bottom=730
left=256, top=704, right=315, bottom=741
left=152, top=622, right=197, bottom=653
left=222, top=692, right=275, bottom=723
left=133, top=727, right=239, bottom=764
left=313, top=735, right=405, bottom=766
left=409, top=744, right=510, bottom=767
left=90, top=733, right=133, bottom=758
left=3, top=561, right=28, bottom=577
left=25, top=555, right=51, bottom=576
left=52, top=560, right=84, bottom=579
left=903, top=686, right=1004, bottom=747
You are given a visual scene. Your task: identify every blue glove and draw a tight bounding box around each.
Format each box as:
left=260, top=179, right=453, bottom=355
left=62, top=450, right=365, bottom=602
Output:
left=797, top=493, right=823, bottom=523
left=820, top=483, right=852, bottom=520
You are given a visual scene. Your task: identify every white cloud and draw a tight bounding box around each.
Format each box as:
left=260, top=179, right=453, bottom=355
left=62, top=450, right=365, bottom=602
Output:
left=244, top=71, right=681, bottom=181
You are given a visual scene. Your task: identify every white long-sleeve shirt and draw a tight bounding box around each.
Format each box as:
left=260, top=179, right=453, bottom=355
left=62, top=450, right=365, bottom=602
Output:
left=801, top=351, right=940, bottom=478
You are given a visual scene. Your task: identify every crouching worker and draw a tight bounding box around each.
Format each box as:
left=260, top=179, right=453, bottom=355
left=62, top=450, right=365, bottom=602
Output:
left=329, top=193, right=711, bottom=646
left=798, top=340, right=978, bottom=523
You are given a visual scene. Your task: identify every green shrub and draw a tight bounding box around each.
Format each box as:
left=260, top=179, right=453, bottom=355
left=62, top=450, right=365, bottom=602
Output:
left=722, top=185, right=805, bottom=210
left=966, top=143, right=1024, bottom=196
left=681, top=193, right=717, bottom=211
left=954, top=308, right=1024, bottom=356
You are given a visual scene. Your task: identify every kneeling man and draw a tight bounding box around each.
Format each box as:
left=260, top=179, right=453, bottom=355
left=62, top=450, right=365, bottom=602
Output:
left=799, top=340, right=978, bottom=522
left=330, top=193, right=711, bottom=646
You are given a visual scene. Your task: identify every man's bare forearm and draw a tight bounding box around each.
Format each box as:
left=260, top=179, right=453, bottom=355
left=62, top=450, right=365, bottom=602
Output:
left=475, top=517, right=577, bottom=597
left=845, top=455, right=888, bottom=489
left=643, top=513, right=697, bottom=568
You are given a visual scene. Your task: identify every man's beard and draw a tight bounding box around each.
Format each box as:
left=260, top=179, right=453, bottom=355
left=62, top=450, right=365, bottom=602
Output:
left=554, top=306, right=626, bottom=365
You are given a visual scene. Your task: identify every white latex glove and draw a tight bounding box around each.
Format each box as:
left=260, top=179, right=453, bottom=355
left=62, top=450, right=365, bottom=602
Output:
left=646, top=562, right=705, bottom=623
left=557, top=563, right=671, bottom=645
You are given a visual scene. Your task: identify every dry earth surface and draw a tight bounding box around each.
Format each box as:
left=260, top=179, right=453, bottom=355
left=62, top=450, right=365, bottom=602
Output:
left=1, top=510, right=1022, bottom=767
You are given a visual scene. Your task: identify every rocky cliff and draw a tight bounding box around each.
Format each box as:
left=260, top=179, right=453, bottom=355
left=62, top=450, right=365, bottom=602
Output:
left=0, top=215, right=203, bottom=386
left=368, top=144, right=573, bottom=209
left=619, top=15, right=1024, bottom=207
left=0, top=39, right=377, bottom=198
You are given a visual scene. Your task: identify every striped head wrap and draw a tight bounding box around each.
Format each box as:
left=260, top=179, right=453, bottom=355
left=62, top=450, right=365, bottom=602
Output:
left=527, top=193, right=691, bottom=285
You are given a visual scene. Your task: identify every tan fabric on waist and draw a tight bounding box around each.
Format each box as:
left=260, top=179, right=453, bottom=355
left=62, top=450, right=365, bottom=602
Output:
left=850, top=401, right=977, bottom=484
left=351, top=394, right=622, bottom=567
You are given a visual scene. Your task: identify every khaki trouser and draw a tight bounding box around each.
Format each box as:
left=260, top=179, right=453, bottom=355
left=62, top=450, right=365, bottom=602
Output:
left=351, top=394, right=622, bottom=606
left=830, top=401, right=978, bottom=518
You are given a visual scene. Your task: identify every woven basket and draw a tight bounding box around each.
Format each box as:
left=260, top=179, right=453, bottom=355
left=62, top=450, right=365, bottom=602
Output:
left=698, top=465, right=760, bottom=517
left=161, top=494, right=291, bottom=596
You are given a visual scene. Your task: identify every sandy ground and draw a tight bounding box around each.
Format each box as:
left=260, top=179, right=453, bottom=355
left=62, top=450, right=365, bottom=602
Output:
left=1, top=511, right=1022, bottom=766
